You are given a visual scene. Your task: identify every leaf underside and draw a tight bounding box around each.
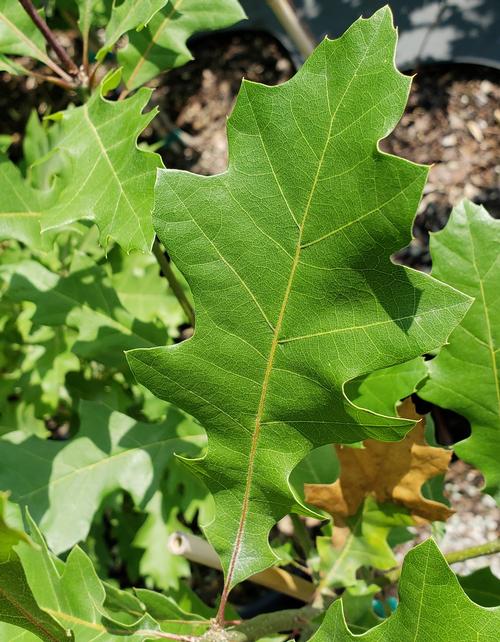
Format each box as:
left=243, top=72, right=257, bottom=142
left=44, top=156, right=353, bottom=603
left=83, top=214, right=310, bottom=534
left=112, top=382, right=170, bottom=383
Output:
left=129, top=7, right=470, bottom=588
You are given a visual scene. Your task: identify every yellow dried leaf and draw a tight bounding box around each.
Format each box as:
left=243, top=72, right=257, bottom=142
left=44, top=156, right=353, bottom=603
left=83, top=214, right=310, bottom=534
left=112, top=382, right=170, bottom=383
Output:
left=305, top=399, right=453, bottom=524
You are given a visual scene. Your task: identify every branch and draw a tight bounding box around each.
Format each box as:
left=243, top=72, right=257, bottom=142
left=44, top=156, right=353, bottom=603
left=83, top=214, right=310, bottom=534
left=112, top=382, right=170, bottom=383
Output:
left=18, top=0, right=79, bottom=77
left=385, top=538, right=500, bottom=583
left=8, top=61, right=74, bottom=90
left=232, top=605, right=322, bottom=642
left=444, top=538, right=500, bottom=565
left=152, top=238, right=195, bottom=327
left=266, top=0, right=316, bottom=58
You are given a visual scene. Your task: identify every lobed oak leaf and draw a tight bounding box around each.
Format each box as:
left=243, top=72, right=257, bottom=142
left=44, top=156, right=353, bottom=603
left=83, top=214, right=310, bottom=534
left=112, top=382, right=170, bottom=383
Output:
left=419, top=200, right=500, bottom=497
left=129, top=7, right=470, bottom=591
left=118, top=0, right=247, bottom=91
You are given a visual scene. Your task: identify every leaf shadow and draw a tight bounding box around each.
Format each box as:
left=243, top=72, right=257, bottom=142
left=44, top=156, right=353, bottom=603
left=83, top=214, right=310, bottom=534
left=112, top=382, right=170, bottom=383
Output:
left=0, top=402, right=204, bottom=553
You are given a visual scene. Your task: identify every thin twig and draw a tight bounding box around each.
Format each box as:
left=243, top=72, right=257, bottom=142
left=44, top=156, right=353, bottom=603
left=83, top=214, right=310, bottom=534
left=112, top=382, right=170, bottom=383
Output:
left=444, top=538, right=500, bottom=565
left=118, top=86, right=131, bottom=101
left=82, top=34, right=90, bottom=78
left=266, top=0, right=316, bottom=58
left=152, top=238, right=195, bottom=327
left=11, top=61, right=75, bottom=90
left=18, top=0, right=79, bottom=76
left=385, top=538, right=500, bottom=583
left=88, top=59, right=103, bottom=90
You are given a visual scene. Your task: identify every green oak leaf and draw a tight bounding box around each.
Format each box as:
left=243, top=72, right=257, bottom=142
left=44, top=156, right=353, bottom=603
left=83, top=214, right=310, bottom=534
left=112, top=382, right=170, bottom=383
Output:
left=132, top=459, right=212, bottom=591
left=0, top=294, right=72, bottom=436
left=341, top=581, right=381, bottom=635
left=107, top=248, right=187, bottom=332
left=97, top=0, right=169, bottom=61
left=0, top=625, right=41, bottom=641
left=0, top=497, right=68, bottom=642
left=0, top=155, right=57, bottom=249
left=1, top=257, right=167, bottom=371
left=290, top=443, right=340, bottom=506
left=419, top=200, right=500, bottom=496
left=76, top=0, right=95, bottom=59
left=40, top=86, right=162, bottom=253
left=0, top=508, right=211, bottom=640
left=310, top=539, right=500, bottom=641
left=134, top=588, right=213, bottom=637
left=458, top=567, right=500, bottom=607
left=0, top=401, right=204, bottom=554
left=317, top=498, right=413, bottom=589
left=5, top=326, right=78, bottom=423
left=118, top=0, right=246, bottom=91
left=132, top=491, right=190, bottom=591
left=129, top=7, right=470, bottom=589
left=346, top=357, right=426, bottom=416
left=0, top=493, right=33, bottom=562
left=22, top=111, right=67, bottom=193
left=0, top=395, right=48, bottom=438
left=0, top=1, right=53, bottom=69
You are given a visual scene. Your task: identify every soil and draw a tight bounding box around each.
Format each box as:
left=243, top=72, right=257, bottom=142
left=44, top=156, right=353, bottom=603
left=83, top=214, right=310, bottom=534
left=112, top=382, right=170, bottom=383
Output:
left=383, top=65, right=500, bottom=269
left=146, top=31, right=295, bottom=176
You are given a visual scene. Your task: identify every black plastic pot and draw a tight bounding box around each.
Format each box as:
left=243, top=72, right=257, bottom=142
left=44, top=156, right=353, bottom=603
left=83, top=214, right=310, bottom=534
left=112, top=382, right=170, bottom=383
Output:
left=239, top=0, right=500, bottom=71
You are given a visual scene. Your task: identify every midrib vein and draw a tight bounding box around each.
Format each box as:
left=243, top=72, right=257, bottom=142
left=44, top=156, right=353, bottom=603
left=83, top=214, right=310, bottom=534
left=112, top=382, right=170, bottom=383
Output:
left=0, top=586, right=60, bottom=642
left=126, top=0, right=184, bottom=88
left=0, top=12, right=51, bottom=66
left=82, top=104, right=146, bottom=245
left=413, top=543, right=431, bottom=640
left=466, top=219, right=500, bottom=418
left=17, top=435, right=200, bottom=499
left=219, top=32, right=375, bottom=604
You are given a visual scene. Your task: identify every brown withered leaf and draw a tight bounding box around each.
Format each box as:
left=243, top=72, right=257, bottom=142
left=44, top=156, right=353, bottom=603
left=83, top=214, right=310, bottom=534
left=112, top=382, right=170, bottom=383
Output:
left=305, top=399, right=453, bottom=524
